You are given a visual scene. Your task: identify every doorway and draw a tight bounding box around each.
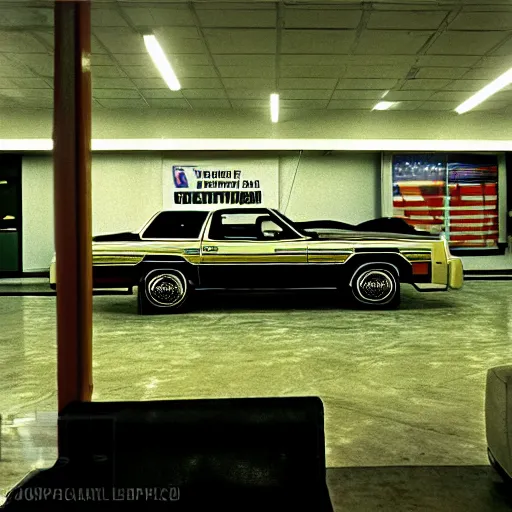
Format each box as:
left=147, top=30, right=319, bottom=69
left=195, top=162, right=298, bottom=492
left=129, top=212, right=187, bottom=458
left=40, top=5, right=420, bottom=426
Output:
left=0, top=155, right=22, bottom=275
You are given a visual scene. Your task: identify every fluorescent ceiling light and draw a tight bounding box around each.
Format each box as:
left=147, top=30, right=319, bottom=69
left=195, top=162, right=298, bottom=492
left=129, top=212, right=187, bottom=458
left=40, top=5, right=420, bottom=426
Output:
left=143, top=35, right=181, bottom=91
left=270, top=93, right=279, bottom=123
left=456, top=67, right=512, bottom=114
left=373, top=101, right=396, bottom=111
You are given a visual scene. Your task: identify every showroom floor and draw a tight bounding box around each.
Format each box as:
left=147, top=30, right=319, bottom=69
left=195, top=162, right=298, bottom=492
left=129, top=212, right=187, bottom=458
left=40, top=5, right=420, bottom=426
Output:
left=1, top=282, right=512, bottom=509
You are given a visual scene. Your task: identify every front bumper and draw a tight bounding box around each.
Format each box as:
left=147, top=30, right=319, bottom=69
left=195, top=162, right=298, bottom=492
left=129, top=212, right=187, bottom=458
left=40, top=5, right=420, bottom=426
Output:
left=448, top=256, right=464, bottom=290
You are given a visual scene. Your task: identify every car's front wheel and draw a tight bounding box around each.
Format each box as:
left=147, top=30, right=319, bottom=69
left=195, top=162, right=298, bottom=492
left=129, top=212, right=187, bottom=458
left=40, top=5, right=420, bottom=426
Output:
left=349, top=264, right=400, bottom=309
left=138, top=269, right=190, bottom=314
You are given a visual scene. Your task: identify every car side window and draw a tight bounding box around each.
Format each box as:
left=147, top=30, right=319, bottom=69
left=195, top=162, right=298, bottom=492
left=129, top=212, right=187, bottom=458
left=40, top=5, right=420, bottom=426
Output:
left=143, top=212, right=208, bottom=239
left=208, top=212, right=299, bottom=241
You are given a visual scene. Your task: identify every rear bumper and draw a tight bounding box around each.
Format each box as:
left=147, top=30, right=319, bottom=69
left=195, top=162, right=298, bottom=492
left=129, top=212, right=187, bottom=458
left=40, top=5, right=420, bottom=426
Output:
left=448, top=256, right=464, bottom=290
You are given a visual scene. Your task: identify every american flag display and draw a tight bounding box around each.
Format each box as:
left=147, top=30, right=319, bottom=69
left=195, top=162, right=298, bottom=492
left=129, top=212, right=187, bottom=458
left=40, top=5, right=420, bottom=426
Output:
left=392, top=154, right=499, bottom=249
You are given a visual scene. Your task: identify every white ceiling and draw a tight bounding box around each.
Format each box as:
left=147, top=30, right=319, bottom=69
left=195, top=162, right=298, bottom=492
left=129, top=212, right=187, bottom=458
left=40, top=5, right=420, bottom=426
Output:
left=3, top=0, right=512, bottom=113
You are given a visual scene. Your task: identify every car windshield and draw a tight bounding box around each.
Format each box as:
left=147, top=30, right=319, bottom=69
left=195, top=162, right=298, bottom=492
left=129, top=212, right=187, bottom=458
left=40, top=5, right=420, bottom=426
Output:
left=271, top=209, right=310, bottom=238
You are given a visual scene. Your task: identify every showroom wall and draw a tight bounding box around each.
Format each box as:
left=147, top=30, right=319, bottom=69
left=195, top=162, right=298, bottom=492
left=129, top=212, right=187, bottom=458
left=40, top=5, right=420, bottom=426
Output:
left=280, top=151, right=380, bottom=224
left=21, top=151, right=380, bottom=272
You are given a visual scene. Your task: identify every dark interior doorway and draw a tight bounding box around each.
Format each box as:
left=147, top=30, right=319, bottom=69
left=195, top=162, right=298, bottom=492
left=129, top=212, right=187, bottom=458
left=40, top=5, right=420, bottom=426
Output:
left=0, top=155, right=22, bottom=275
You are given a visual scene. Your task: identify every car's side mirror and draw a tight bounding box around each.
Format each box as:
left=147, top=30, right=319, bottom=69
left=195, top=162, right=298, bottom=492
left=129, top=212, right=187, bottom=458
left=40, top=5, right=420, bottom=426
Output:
left=261, top=220, right=282, bottom=239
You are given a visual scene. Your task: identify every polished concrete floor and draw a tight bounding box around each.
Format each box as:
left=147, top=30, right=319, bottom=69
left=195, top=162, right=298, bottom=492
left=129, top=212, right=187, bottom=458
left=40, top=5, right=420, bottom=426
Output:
left=1, top=282, right=512, bottom=509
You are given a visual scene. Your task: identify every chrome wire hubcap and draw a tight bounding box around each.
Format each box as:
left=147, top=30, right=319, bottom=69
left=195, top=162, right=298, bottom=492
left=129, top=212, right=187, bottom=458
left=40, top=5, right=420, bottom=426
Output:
left=356, top=270, right=394, bottom=302
left=147, top=274, right=185, bottom=306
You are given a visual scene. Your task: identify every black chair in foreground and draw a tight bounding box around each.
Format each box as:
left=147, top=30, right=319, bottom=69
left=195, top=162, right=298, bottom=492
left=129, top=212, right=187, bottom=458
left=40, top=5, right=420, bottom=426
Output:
left=2, top=396, right=333, bottom=511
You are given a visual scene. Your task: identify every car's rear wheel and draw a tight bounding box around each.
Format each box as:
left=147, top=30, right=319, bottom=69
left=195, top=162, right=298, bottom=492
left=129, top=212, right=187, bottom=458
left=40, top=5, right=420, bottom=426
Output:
left=138, top=269, right=190, bottom=314
left=350, top=264, right=400, bottom=309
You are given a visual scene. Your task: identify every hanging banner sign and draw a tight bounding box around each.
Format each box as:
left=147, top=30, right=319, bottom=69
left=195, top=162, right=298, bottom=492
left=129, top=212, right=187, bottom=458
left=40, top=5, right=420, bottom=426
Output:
left=163, top=160, right=279, bottom=210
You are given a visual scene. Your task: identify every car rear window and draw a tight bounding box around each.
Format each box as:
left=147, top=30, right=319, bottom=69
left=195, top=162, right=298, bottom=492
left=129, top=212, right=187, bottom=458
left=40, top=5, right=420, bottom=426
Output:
left=142, top=211, right=208, bottom=239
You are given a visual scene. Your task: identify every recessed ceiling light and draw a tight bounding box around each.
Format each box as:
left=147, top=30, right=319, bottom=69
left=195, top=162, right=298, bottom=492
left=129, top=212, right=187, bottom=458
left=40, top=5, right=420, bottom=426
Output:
left=270, top=93, right=279, bottom=123
left=143, top=34, right=181, bottom=91
left=373, top=101, right=396, bottom=111
left=455, top=67, right=512, bottom=114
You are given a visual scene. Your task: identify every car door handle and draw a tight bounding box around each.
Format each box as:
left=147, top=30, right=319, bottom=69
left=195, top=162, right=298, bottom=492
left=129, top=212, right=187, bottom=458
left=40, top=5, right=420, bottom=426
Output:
left=203, top=246, right=218, bottom=253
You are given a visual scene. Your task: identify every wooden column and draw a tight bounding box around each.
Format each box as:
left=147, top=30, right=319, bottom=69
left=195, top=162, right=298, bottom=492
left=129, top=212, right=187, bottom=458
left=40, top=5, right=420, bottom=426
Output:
left=53, top=0, right=93, bottom=411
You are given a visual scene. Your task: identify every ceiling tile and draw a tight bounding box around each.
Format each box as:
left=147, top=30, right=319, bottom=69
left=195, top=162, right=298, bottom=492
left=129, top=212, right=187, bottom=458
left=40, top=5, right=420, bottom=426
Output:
left=417, top=101, right=456, bottom=111
left=282, top=30, right=355, bottom=54
left=280, top=66, right=343, bottom=78
left=92, top=8, right=128, bottom=27
left=336, top=78, right=398, bottom=89
left=416, top=55, right=480, bottom=67
left=181, top=89, right=227, bottom=99
left=333, top=89, right=389, bottom=100
left=122, top=65, right=161, bottom=79
left=204, top=28, right=276, bottom=54
left=476, top=56, right=512, bottom=68
left=213, top=54, right=274, bottom=67
left=226, top=89, right=269, bottom=99
left=415, top=67, right=468, bottom=79
left=194, top=3, right=274, bottom=10
left=344, top=65, right=410, bottom=79
left=93, top=89, right=142, bottom=99
left=152, top=27, right=204, bottom=55
left=98, top=98, right=149, bottom=109
left=139, top=89, right=183, bottom=99
left=401, top=78, right=452, bottom=90
left=461, top=68, right=508, bottom=80
left=146, top=98, right=191, bottom=109
left=349, top=56, right=417, bottom=67
left=31, top=31, right=54, bottom=51
left=367, top=11, right=447, bottom=30
left=327, top=100, right=376, bottom=110
left=284, top=8, right=362, bottom=29
left=355, top=30, right=432, bottom=55
left=218, top=66, right=274, bottom=78
left=449, top=12, right=512, bottom=31
left=392, top=101, right=424, bottom=111
left=0, top=31, right=48, bottom=53
left=92, top=65, right=125, bottom=78
left=12, top=97, right=52, bottom=109
left=0, top=7, right=53, bottom=27
left=175, top=66, right=218, bottom=78
left=0, top=88, right=53, bottom=100
left=280, top=90, right=333, bottom=100
left=280, top=55, right=350, bottom=66
left=181, top=78, right=223, bottom=89
left=444, top=79, right=491, bottom=91
left=196, top=9, right=275, bottom=27
left=92, top=55, right=115, bottom=66
left=429, top=91, right=469, bottom=101
left=231, top=99, right=266, bottom=109
left=222, top=78, right=275, bottom=89
left=188, top=99, right=232, bottom=108
left=132, top=78, right=167, bottom=89
left=94, top=28, right=146, bottom=54
left=281, top=99, right=328, bottom=109
left=280, top=78, right=337, bottom=89
left=121, top=7, right=195, bottom=27
left=0, top=64, right=36, bottom=78
left=472, top=101, right=509, bottom=111
left=491, top=36, right=512, bottom=56
left=385, top=90, right=433, bottom=101
left=0, top=77, right=50, bottom=89
left=93, top=77, right=136, bottom=89
left=117, top=54, right=210, bottom=67
left=427, top=32, right=507, bottom=55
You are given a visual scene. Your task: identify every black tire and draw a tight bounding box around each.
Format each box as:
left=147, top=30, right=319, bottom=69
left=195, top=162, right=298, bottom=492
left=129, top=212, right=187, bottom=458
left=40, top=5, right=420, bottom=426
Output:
left=137, top=269, right=190, bottom=315
left=349, top=264, right=400, bottom=309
